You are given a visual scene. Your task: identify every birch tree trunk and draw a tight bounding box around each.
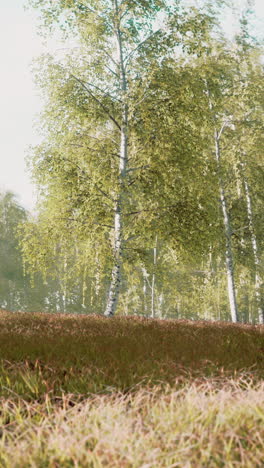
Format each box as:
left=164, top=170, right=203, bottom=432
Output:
left=151, top=236, right=158, bottom=318
left=214, top=130, right=239, bottom=323
left=62, top=254, right=68, bottom=313
left=105, top=2, right=128, bottom=316
left=142, top=267, right=149, bottom=315
left=241, top=164, right=264, bottom=324
left=157, top=293, right=164, bottom=319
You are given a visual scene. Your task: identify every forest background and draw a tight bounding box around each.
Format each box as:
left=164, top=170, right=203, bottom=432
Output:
left=0, top=0, right=264, bottom=324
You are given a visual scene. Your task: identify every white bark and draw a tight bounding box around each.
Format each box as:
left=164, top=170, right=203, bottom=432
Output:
left=157, top=293, right=164, bottom=319
left=151, top=236, right=158, bottom=318
left=142, top=267, right=149, bottom=315
left=242, top=167, right=264, bottom=324
left=62, top=254, right=68, bottom=313
left=105, top=2, right=128, bottom=316
left=214, top=130, right=239, bottom=323
left=151, top=272, right=155, bottom=318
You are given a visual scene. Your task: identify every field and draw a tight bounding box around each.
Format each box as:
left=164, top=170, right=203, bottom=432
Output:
left=0, top=310, right=263, bottom=467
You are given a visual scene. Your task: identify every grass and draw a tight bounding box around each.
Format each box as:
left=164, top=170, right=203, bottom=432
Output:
left=0, top=310, right=263, bottom=467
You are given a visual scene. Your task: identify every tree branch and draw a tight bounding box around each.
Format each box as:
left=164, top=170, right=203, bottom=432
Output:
left=102, top=48, right=120, bottom=68
left=69, top=73, right=121, bottom=131
left=70, top=143, right=120, bottom=160
left=83, top=79, right=121, bottom=103
left=218, top=120, right=230, bottom=140
left=77, top=60, right=120, bottom=97
left=127, top=165, right=150, bottom=173
left=78, top=173, right=116, bottom=203
left=93, top=222, right=115, bottom=229
left=105, top=63, right=119, bottom=78
left=124, top=29, right=161, bottom=68
left=60, top=156, right=116, bottom=203
left=69, top=143, right=99, bottom=152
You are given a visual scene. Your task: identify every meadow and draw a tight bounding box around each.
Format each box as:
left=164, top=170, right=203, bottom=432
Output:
left=0, top=310, right=263, bottom=467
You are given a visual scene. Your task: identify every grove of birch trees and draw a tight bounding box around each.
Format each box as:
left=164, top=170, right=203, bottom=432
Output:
left=16, top=0, right=263, bottom=323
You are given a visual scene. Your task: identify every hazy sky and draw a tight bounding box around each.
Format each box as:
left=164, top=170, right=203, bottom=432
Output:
left=0, top=1, right=44, bottom=211
left=0, top=0, right=263, bottom=211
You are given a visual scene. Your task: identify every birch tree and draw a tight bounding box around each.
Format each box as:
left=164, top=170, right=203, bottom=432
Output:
left=241, top=161, right=264, bottom=323
left=235, top=45, right=264, bottom=324
left=235, top=71, right=264, bottom=324
left=213, top=121, right=239, bottom=323
left=25, top=0, right=223, bottom=316
left=25, top=0, right=179, bottom=316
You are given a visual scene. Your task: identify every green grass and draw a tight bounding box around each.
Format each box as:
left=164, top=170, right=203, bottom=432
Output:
left=0, top=310, right=263, bottom=467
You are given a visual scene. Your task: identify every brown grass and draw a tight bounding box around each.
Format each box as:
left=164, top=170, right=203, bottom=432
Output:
left=0, top=310, right=263, bottom=466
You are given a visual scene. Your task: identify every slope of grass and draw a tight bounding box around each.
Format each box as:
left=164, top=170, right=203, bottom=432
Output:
left=0, top=310, right=263, bottom=467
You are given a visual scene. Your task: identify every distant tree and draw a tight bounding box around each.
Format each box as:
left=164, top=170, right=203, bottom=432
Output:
left=0, top=190, right=84, bottom=313
left=0, top=191, right=56, bottom=312
left=0, top=191, right=28, bottom=310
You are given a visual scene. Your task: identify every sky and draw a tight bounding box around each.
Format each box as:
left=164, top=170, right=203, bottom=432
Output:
left=0, top=0, right=263, bottom=212
left=0, top=0, right=62, bottom=211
